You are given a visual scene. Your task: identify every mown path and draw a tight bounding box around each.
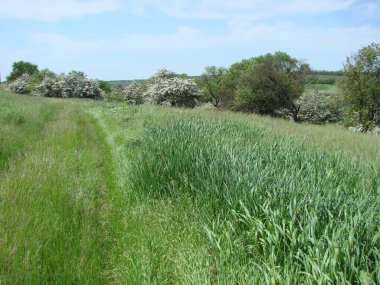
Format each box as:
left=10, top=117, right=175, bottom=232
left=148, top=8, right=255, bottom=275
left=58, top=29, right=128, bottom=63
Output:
left=0, top=89, right=125, bottom=284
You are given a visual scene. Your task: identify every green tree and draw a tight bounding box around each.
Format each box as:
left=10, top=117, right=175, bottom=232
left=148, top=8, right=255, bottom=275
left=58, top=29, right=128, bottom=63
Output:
left=98, top=80, right=112, bottom=94
left=339, top=43, right=380, bottom=130
left=200, top=66, right=230, bottom=108
left=232, top=52, right=310, bottom=121
left=7, top=61, right=39, bottom=81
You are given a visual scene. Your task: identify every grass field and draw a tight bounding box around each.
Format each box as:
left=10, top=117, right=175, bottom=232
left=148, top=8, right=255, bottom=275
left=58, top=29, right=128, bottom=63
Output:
left=1, top=86, right=379, bottom=284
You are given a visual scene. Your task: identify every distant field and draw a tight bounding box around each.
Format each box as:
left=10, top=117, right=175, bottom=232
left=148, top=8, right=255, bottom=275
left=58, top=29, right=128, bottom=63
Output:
left=1, top=87, right=379, bottom=284
left=108, top=73, right=341, bottom=95
left=305, top=83, right=338, bottom=93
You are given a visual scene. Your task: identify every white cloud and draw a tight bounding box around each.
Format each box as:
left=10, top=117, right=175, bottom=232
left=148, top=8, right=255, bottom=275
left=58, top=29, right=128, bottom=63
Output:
left=126, top=0, right=356, bottom=20
left=0, top=0, right=119, bottom=21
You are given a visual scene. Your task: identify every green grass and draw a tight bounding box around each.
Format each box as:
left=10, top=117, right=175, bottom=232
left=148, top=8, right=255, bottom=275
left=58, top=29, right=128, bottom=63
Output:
left=1, top=87, right=379, bottom=284
left=0, top=88, right=125, bottom=284
left=83, top=103, right=379, bottom=284
left=125, top=110, right=379, bottom=284
left=305, top=83, right=338, bottom=94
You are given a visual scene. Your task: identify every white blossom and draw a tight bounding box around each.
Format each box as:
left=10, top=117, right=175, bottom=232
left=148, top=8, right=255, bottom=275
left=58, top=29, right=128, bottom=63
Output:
left=144, top=69, right=202, bottom=108
left=123, top=81, right=145, bottom=105
left=8, top=73, right=31, bottom=94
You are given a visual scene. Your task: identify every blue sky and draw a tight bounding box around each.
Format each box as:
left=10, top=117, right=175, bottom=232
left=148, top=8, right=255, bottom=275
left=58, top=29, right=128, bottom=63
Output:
left=0, top=0, right=379, bottom=80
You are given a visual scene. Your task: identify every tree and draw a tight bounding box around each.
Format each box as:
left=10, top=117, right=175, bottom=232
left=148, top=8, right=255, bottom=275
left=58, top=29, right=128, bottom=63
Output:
left=7, top=61, right=38, bottom=81
left=200, top=66, right=231, bottom=108
left=339, top=43, right=380, bottom=130
left=144, top=69, right=202, bottom=108
left=98, top=80, right=112, bottom=94
left=232, top=52, right=310, bottom=121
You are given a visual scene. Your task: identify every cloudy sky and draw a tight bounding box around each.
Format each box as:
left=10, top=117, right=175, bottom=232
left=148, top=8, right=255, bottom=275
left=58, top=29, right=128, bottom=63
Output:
left=0, top=0, right=379, bottom=80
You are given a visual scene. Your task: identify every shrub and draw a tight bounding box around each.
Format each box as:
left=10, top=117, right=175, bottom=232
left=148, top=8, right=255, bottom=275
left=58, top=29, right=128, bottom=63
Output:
left=8, top=74, right=31, bottom=94
left=35, top=76, right=62, bottom=97
left=144, top=69, right=202, bottom=108
left=123, top=81, right=145, bottom=105
left=35, top=71, right=102, bottom=99
left=297, top=90, right=343, bottom=123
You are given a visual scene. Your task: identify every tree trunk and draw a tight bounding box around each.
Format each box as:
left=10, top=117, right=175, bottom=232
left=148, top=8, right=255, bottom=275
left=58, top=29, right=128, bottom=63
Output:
left=291, top=106, right=300, bottom=123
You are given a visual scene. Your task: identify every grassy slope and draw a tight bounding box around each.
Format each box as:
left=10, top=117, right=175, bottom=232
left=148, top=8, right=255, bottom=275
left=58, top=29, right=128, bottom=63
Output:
left=82, top=102, right=379, bottom=284
left=0, top=88, right=125, bottom=284
left=1, top=87, right=379, bottom=284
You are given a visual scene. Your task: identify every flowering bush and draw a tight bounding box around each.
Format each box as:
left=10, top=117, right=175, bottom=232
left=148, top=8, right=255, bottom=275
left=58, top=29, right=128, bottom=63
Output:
left=144, top=69, right=202, bottom=108
left=297, top=90, right=343, bottom=124
left=35, top=71, right=102, bottom=99
left=35, top=76, right=61, bottom=97
left=123, top=81, right=145, bottom=105
left=8, top=74, right=31, bottom=94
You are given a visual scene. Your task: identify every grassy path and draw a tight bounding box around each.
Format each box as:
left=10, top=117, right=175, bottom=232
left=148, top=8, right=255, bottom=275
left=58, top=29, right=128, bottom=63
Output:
left=1, top=88, right=379, bottom=284
left=0, top=89, right=124, bottom=284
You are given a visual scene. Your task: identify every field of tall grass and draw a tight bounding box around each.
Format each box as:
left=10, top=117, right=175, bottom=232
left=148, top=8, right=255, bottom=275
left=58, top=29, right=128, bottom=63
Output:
left=119, top=106, right=379, bottom=284
left=1, top=86, right=379, bottom=284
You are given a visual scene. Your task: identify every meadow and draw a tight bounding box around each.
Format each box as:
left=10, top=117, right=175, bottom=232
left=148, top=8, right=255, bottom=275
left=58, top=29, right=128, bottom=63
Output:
left=0, top=85, right=379, bottom=284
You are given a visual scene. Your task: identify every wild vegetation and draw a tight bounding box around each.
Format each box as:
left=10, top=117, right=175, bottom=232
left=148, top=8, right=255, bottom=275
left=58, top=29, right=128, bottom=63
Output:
left=1, top=42, right=379, bottom=284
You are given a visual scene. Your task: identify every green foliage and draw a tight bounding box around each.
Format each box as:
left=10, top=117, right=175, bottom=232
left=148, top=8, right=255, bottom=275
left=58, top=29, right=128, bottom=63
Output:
left=297, top=90, right=343, bottom=123
left=339, top=42, right=380, bottom=130
left=7, top=61, right=39, bottom=81
left=98, top=80, right=112, bottom=93
left=306, top=76, right=336, bottom=84
left=310, top=70, right=343, bottom=76
left=199, top=66, right=231, bottom=108
left=231, top=52, right=310, bottom=121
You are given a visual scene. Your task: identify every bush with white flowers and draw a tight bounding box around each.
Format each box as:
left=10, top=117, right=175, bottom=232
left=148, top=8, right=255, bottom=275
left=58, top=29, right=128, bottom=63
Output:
left=123, top=81, right=145, bottom=105
left=144, top=69, right=202, bottom=108
left=9, top=73, right=31, bottom=94
left=35, top=71, right=102, bottom=99
left=35, top=76, right=61, bottom=97
left=297, top=90, right=343, bottom=124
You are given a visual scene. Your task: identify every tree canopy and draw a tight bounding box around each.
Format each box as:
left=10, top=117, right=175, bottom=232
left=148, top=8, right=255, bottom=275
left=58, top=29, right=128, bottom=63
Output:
left=339, top=42, right=380, bottom=130
left=7, top=61, right=39, bottom=81
left=232, top=52, right=310, bottom=121
left=200, top=66, right=231, bottom=108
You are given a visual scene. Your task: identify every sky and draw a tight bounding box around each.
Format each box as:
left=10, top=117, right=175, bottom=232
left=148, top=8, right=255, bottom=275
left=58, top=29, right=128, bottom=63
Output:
left=0, top=0, right=379, bottom=80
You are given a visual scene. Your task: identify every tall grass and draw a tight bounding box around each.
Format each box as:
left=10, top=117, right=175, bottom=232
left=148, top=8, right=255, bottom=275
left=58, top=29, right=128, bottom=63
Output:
left=0, top=89, right=125, bottom=283
left=129, top=115, right=380, bottom=284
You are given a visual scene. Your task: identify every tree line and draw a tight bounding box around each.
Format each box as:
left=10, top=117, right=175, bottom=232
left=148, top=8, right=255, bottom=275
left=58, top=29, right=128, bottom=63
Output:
left=3, top=43, right=380, bottom=132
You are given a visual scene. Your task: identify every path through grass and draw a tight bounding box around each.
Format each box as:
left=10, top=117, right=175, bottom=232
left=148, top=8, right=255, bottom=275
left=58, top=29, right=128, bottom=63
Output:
left=0, top=89, right=125, bottom=284
left=1, top=88, right=379, bottom=284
